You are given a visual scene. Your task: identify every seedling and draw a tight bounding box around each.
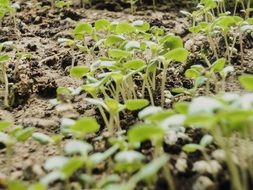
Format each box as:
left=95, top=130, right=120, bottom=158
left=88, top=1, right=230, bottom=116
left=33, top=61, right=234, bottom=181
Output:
left=0, top=0, right=14, bottom=27
left=159, top=47, right=189, bottom=107
left=0, top=122, right=34, bottom=175
left=114, top=150, right=145, bottom=173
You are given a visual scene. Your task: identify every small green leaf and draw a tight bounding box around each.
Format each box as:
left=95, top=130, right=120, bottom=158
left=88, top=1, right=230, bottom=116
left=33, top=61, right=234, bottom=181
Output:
left=95, top=19, right=111, bottom=31
left=124, top=59, right=145, bottom=70
left=239, top=74, right=253, bottom=91
left=116, top=22, right=135, bottom=34
left=159, top=35, right=183, bottom=50
left=200, top=135, right=213, bottom=147
left=164, top=48, right=189, bottom=62
left=64, top=140, right=93, bottom=156
left=128, top=155, right=169, bottom=185
left=125, top=99, right=149, bottom=111
left=105, top=98, right=120, bottom=113
left=211, top=58, right=226, bottom=72
left=108, top=49, right=131, bottom=59
left=61, top=157, right=85, bottom=177
left=73, top=22, right=93, bottom=40
left=183, top=143, right=203, bottom=153
left=15, top=127, right=34, bottom=141
left=0, top=54, right=10, bottom=63
left=70, top=66, right=90, bottom=78
left=69, top=117, right=99, bottom=137
left=125, top=41, right=140, bottom=51
left=138, top=106, right=163, bottom=119
left=185, top=68, right=200, bottom=79
left=0, top=121, right=12, bottom=131
left=115, top=150, right=144, bottom=163
left=105, top=35, right=125, bottom=46
left=32, top=132, right=52, bottom=145
left=128, top=124, right=165, bottom=143
left=132, top=20, right=150, bottom=32
left=44, top=156, right=69, bottom=171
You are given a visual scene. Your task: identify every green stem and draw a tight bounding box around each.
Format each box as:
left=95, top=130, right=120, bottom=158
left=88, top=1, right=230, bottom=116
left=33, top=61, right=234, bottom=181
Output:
left=6, top=145, right=13, bottom=176
left=2, top=65, right=9, bottom=107
left=161, top=63, right=168, bottom=108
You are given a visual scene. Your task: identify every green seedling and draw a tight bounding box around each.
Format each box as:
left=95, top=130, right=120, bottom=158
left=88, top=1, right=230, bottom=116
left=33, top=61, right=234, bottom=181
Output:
left=182, top=135, right=214, bottom=161
left=128, top=123, right=175, bottom=190
left=85, top=97, right=149, bottom=133
left=159, top=47, right=189, bottom=107
left=63, top=117, right=99, bottom=139
left=110, top=155, right=170, bottom=190
left=114, top=150, right=145, bottom=173
left=0, top=0, right=15, bottom=28
left=41, top=157, right=84, bottom=190
left=0, top=122, right=34, bottom=175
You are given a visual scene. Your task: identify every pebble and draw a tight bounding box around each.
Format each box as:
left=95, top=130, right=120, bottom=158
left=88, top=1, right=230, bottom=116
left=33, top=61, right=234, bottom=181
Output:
left=193, top=176, right=214, bottom=190
left=175, top=158, right=188, bottom=172
left=192, top=160, right=222, bottom=176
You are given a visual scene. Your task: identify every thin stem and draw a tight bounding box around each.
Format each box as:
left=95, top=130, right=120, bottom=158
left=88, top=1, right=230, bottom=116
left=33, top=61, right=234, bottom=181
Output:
left=161, top=63, right=168, bottom=108
left=6, top=146, right=13, bottom=176
left=2, top=65, right=9, bottom=107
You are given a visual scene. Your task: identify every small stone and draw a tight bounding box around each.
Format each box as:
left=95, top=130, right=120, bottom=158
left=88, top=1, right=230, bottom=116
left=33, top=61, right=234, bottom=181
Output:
left=32, top=165, right=45, bottom=176
left=175, top=158, right=188, bottom=172
left=193, top=176, right=214, bottom=190
left=211, top=149, right=225, bottom=162
left=192, top=160, right=221, bottom=175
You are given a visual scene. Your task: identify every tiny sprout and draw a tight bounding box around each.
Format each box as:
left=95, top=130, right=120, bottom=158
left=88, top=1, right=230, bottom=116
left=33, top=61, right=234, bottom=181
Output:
left=70, top=66, right=90, bottom=78
left=182, top=143, right=203, bottom=153
left=138, top=106, right=163, bottom=119
left=115, top=150, right=145, bottom=163
left=64, top=140, right=92, bottom=156
left=114, top=150, right=145, bottom=173
left=32, top=132, right=53, bottom=145
left=200, top=134, right=214, bottom=147
left=125, top=99, right=149, bottom=111
left=95, top=19, right=110, bottom=31
left=128, top=124, right=165, bottom=146
left=108, top=49, right=132, bottom=59
left=127, top=155, right=169, bottom=189
left=68, top=117, right=100, bottom=138
left=73, top=22, right=93, bottom=41
left=116, top=22, right=135, bottom=34
left=44, top=156, right=69, bottom=171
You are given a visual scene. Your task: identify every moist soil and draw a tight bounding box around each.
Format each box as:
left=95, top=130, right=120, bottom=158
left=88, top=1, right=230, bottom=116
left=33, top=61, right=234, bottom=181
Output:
left=0, top=1, right=253, bottom=190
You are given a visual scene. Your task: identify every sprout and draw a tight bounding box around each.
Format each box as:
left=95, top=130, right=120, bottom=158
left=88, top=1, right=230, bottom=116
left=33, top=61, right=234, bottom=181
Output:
left=115, top=150, right=145, bottom=163
left=32, top=133, right=53, bottom=145
left=64, top=140, right=93, bottom=156
left=70, top=66, right=90, bottom=78
left=67, top=117, right=100, bottom=138
left=125, top=99, right=149, bottom=111
left=44, top=156, right=69, bottom=171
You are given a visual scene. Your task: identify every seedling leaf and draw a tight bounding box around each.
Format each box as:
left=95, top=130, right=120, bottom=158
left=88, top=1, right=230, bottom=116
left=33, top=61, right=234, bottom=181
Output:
left=125, top=99, right=149, bottom=111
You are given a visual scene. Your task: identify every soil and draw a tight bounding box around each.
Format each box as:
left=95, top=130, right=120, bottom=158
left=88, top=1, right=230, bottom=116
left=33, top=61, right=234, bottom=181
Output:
left=0, top=1, right=253, bottom=190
